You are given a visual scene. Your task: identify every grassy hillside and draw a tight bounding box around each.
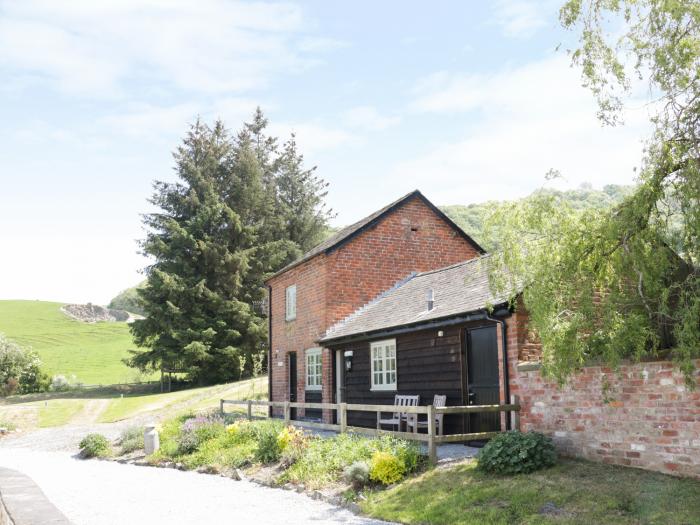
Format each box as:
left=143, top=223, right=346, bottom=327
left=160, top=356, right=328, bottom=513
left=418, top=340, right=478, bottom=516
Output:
left=0, top=300, right=153, bottom=385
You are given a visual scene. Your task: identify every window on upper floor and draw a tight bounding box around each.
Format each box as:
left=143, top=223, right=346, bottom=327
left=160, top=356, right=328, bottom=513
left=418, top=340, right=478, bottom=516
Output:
left=370, top=339, right=397, bottom=391
left=306, top=347, right=322, bottom=391
left=285, top=285, right=296, bottom=321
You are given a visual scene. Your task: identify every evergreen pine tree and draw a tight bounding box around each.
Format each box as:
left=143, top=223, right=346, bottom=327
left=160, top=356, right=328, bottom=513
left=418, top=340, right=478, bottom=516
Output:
left=128, top=120, right=264, bottom=384
left=277, top=133, right=334, bottom=252
left=128, top=110, right=333, bottom=383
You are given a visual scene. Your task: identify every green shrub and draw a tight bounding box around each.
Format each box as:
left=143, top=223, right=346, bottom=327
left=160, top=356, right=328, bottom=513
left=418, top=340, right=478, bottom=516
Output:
left=369, top=451, right=406, bottom=485
left=477, top=431, right=556, bottom=475
left=343, top=460, right=370, bottom=489
left=253, top=420, right=284, bottom=463
left=119, top=426, right=145, bottom=454
left=79, top=433, right=112, bottom=458
left=0, top=334, right=50, bottom=396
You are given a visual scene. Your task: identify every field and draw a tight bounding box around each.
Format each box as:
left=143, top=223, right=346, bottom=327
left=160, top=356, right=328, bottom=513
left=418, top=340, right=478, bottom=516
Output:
left=0, top=300, right=154, bottom=385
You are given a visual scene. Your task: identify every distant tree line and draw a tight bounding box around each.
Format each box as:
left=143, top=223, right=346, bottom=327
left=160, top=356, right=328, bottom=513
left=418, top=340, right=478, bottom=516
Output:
left=441, top=184, right=634, bottom=251
left=127, top=109, right=333, bottom=385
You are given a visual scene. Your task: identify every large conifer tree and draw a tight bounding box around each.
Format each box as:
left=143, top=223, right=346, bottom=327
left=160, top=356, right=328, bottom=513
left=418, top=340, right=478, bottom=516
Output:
left=128, top=110, right=332, bottom=384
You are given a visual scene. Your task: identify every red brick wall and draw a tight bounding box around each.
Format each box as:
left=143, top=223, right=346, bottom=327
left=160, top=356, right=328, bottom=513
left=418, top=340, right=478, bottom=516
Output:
left=268, top=254, right=327, bottom=416
left=326, top=197, right=481, bottom=325
left=506, top=305, right=700, bottom=478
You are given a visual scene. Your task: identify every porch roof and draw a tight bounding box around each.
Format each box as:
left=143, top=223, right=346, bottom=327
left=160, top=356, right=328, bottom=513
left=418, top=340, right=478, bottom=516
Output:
left=320, top=254, right=511, bottom=344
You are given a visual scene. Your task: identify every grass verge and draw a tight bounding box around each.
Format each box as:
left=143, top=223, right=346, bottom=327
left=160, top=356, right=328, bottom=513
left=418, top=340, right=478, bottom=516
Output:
left=362, top=457, right=700, bottom=525
left=38, top=399, right=85, bottom=427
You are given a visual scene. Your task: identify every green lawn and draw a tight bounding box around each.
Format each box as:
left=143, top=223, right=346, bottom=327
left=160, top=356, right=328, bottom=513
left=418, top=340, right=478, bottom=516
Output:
left=0, top=300, right=155, bottom=385
left=362, top=458, right=700, bottom=525
left=98, top=376, right=267, bottom=422
left=38, top=399, right=86, bottom=427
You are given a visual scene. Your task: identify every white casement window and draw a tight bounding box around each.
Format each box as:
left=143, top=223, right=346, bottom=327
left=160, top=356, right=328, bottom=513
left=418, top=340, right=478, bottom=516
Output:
left=305, top=347, right=322, bottom=391
left=370, top=339, right=397, bottom=391
left=285, top=285, right=297, bottom=321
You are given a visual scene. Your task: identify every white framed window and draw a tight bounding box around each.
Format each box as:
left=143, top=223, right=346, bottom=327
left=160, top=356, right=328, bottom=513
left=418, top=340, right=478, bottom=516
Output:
left=305, top=347, right=322, bottom=391
left=370, top=339, right=397, bottom=391
left=285, top=285, right=297, bottom=321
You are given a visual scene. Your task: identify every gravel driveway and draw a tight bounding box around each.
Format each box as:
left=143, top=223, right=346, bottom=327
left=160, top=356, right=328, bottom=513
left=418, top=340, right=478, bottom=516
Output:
left=0, top=422, right=393, bottom=525
left=0, top=447, right=391, bottom=525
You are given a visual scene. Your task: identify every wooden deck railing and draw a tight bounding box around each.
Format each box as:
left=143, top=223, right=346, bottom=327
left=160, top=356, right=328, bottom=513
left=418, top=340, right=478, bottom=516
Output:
left=220, top=396, right=521, bottom=464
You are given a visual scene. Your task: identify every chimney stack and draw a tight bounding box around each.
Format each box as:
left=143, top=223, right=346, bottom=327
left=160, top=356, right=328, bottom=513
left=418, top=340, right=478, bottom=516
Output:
left=427, top=288, right=434, bottom=311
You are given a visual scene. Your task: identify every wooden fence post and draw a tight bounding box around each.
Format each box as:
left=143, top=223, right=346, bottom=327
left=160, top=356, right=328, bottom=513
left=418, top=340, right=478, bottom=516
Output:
left=247, top=400, right=252, bottom=421
left=284, top=401, right=290, bottom=425
left=339, top=403, right=347, bottom=433
left=427, top=404, right=437, bottom=466
left=220, top=399, right=224, bottom=416
left=511, top=395, right=521, bottom=431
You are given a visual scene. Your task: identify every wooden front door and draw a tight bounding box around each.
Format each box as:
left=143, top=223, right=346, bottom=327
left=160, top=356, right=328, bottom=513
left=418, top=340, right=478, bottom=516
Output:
left=465, top=326, right=500, bottom=433
left=288, top=352, right=297, bottom=420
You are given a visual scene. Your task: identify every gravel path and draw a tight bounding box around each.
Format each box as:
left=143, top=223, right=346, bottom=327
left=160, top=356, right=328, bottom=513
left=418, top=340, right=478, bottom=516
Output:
left=0, top=448, right=391, bottom=525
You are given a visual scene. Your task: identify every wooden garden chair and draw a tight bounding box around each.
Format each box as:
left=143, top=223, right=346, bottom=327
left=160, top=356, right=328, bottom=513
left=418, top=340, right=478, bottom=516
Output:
left=377, top=394, right=420, bottom=431
left=407, top=394, right=447, bottom=435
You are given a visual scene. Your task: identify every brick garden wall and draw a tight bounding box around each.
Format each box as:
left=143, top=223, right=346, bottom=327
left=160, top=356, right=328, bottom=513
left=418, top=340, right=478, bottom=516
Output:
left=506, top=307, right=700, bottom=478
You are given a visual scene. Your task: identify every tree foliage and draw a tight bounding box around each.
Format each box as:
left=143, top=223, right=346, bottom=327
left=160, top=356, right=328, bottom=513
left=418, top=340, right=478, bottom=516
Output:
left=442, top=184, right=633, bottom=251
left=128, top=110, right=333, bottom=384
left=487, top=0, right=700, bottom=384
left=0, top=334, right=50, bottom=396
left=108, top=282, right=146, bottom=316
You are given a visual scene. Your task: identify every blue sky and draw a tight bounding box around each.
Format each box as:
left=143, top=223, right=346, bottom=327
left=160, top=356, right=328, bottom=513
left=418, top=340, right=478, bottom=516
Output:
left=0, top=0, right=650, bottom=304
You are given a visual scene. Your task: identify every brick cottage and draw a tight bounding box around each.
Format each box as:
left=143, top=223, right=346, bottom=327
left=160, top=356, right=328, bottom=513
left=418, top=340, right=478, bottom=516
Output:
left=265, top=190, right=700, bottom=478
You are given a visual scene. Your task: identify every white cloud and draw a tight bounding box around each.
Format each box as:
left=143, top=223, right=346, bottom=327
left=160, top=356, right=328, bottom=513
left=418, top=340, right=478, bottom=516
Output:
left=99, top=97, right=263, bottom=143
left=271, top=121, right=358, bottom=156
left=0, top=0, right=321, bottom=97
left=342, top=106, right=401, bottom=131
left=101, top=103, right=200, bottom=141
left=492, top=0, right=550, bottom=38
left=396, top=54, right=651, bottom=204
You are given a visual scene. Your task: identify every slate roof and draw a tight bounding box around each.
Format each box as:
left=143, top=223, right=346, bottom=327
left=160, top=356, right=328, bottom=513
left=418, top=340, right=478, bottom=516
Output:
left=266, top=190, right=485, bottom=281
left=320, top=255, right=510, bottom=343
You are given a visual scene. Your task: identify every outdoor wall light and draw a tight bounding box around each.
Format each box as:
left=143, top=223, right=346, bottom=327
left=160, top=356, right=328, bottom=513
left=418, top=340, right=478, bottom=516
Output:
left=344, top=350, right=354, bottom=372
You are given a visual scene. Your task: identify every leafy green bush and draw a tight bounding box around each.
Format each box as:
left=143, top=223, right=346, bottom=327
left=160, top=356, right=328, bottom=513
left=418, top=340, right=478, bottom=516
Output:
left=253, top=420, right=284, bottom=463
left=370, top=451, right=405, bottom=485
left=0, top=334, right=50, bottom=396
left=119, top=426, right=145, bottom=454
left=343, top=460, right=370, bottom=489
left=79, top=433, right=112, bottom=458
left=477, top=431, right=556, bottom=475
